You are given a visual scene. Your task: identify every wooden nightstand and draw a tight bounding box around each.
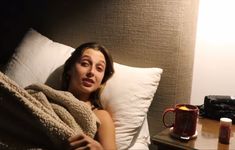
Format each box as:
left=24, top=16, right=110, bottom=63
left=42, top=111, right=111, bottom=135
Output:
left=151, top=118, right=235, bottom=150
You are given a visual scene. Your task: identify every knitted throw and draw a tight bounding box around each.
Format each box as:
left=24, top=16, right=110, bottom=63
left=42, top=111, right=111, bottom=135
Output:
left=0, top=72, right=99, bottom=150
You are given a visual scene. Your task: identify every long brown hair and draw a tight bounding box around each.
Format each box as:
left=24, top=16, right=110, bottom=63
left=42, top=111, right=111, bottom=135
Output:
left=61, top=42, right=114, bottom=108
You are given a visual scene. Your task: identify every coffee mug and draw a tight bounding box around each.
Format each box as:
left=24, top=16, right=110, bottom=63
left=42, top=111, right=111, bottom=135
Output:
left=162, top=104, right=199, bottom=137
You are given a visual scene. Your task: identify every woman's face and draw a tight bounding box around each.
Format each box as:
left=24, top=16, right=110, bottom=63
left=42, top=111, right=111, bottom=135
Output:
left=68, top=48, right=106, bottom=99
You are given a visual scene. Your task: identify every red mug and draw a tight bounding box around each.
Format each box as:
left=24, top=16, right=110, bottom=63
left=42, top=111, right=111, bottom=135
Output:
left=162, top=104, right=199, bottom=137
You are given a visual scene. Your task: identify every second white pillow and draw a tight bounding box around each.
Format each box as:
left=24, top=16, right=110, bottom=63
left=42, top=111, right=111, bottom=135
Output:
left=100, top=63, right=162, bottom=150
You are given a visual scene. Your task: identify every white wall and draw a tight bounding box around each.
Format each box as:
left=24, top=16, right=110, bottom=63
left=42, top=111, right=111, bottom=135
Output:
left=191, top=0, right=235, bottom=105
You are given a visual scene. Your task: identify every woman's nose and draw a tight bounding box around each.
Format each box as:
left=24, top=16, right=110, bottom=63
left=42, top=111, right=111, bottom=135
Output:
left=87, top=66, right=95, bottom=77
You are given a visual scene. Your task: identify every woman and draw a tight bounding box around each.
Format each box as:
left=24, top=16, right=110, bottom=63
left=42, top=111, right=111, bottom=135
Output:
left=61, top=42, right=116, bottom=150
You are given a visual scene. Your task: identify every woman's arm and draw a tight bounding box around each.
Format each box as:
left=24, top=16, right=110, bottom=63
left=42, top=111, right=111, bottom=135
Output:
left=94, top=109, right=117, bottom=150
left=67, top=109, right=116, bottom=150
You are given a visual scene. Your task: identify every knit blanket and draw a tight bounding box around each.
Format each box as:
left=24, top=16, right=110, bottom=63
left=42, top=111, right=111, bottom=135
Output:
left=0, top=72, right=100, bottom=150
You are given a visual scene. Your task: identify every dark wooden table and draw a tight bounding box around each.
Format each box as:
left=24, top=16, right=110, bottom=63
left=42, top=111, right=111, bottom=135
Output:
left=152, top=117, right=235, bottom=150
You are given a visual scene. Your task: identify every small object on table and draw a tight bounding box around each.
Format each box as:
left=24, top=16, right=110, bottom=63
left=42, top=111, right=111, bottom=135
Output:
left=219, top=117, right=232, bottom=144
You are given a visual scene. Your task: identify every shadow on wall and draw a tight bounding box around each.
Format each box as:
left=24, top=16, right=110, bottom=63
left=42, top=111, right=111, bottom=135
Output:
left=0, top=0, right=102, bottom=65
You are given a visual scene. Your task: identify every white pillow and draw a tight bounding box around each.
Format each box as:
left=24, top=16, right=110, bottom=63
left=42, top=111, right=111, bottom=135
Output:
left=4, top=28, right=74, bottom=88
left=100, top=63, right=162, bottom=149
left=3, top=28, right=163, bottom=150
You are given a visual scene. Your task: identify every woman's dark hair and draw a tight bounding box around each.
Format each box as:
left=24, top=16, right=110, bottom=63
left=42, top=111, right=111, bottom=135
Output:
left=61, top=42, right=114, bottom=108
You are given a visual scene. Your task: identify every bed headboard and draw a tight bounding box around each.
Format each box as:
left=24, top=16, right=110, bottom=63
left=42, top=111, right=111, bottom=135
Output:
left=0, top=0, right=199, bottom=136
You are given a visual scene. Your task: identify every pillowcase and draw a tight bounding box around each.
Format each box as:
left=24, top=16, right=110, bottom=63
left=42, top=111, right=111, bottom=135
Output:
left=3, top=28, right=163, bottom=149
left=100, top=63, right=162, bottom=149
left=4, top=28, right=74, bottom=88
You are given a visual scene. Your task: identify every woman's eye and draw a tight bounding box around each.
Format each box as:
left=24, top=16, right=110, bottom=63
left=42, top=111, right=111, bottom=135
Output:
left=97, top=66, right=104, bottom=72
left=81, top=61, right=89, bottom=67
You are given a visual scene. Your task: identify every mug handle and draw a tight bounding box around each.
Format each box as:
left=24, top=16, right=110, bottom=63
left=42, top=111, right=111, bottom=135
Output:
left=162, top=108, right=175, bottom=128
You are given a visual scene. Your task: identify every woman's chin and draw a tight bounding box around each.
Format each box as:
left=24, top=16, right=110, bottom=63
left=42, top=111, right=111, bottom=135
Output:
left=81, top=86, right=97, bottom=94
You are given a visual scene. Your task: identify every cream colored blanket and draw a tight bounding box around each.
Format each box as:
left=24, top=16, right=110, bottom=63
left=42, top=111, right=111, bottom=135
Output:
left=0, top=72, right=99, bottom=150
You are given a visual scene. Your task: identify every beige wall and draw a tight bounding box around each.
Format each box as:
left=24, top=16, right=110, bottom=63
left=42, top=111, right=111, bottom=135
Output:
left=1, top=0, right=199, bottom=135
left=191, top=0, right=235, bottom=105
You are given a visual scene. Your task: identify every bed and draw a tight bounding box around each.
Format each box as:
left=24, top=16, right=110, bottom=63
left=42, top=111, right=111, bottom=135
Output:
left=0, top=29, right=162, bottom=149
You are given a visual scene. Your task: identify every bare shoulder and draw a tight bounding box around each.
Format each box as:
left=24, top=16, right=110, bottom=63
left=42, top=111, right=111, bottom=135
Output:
left=93, top=109, right=116, bottom=149
left=93, top=109, right=112, bottom=122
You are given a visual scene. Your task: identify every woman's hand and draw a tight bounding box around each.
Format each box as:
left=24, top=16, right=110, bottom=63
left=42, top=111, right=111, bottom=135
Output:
left=67, top=133, right=103, bottom=150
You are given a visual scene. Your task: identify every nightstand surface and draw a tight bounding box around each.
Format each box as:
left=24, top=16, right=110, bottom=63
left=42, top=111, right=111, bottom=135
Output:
left=152, top=118, right=235, bottom=150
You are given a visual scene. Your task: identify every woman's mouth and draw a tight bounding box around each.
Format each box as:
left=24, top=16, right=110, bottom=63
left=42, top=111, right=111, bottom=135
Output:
left=82, top=78, right=94, bottom=87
